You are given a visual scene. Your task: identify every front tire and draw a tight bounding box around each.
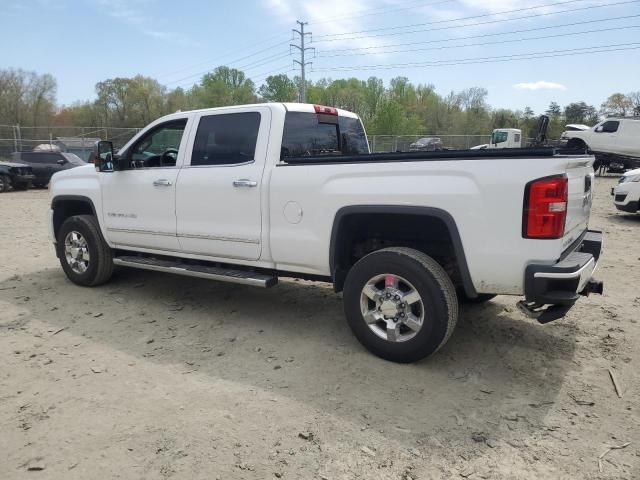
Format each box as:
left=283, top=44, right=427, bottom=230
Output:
left=12, top=180, right=31, bottom=191
left=57, top=215, right=114, bottom=286
left=343, top=247, right=458, bottom=363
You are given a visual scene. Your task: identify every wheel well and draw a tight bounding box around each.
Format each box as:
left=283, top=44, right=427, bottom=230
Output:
left=52, top=198, right=95, bottom=240
left=567, top=138, right=588, bottom=150
left=330, top=208, right=475, bottom=296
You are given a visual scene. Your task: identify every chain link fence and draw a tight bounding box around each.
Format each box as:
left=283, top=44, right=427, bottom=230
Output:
left=368, top=134, right=493, bottom=152
left=0, top=125, right=141, bottom=161
left=2, top=129, right=536, bottom=162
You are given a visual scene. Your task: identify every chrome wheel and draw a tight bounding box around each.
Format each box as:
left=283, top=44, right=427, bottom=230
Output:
left=64, top=231, right=90, bottom=274
left=360, top=274, right=425, bottom=343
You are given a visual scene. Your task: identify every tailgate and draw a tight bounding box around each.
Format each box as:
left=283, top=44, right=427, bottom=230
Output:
left=564, top=160, right=594, bottom=250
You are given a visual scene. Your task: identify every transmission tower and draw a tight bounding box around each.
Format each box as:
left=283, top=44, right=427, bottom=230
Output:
left=291, top=20, right=314, bottom=102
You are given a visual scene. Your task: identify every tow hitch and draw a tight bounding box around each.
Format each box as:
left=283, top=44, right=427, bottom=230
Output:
left=581, top=279, right=604, bottom=296
left=516, top=301, right=572, bottom=324
left=517, top=278, right=603, bottom=324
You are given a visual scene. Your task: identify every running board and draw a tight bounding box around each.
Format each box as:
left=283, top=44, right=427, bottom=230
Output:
left=113, top=256, right=277, bottom=288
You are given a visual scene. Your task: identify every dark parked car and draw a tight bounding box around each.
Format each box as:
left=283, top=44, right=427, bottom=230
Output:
left=408, top=137, right=444, bottom=151
left=0, top=162, right=35, bottom=193
left=10, top=151, right=87, bottom=187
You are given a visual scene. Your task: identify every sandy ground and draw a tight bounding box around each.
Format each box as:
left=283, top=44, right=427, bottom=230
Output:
left=0, top=177, right=638, bottom=480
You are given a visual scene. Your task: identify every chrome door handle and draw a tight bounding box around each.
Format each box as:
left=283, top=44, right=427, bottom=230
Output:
left=153, top=179, right=172, bottom=187
left=233, top=179, right=258, bottom=188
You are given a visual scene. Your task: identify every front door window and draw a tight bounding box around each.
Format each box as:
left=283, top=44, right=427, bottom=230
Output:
left=128, top=120, right=187, bottom=168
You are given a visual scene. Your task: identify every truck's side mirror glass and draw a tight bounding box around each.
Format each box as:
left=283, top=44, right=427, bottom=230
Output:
left=595, top=126, right=603, bottom=133
left=97, top=141, right=115, bottom=172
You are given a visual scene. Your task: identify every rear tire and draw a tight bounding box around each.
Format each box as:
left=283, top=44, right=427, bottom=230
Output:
left=57, top=215, right=114, bottom=286
left=343, top=247, right=458, bottom=363
left=0, top=175, right=9, bottom=193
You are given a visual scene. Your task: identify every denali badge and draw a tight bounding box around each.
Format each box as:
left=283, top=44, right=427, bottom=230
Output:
left=107, top=212, right=138, bottom=219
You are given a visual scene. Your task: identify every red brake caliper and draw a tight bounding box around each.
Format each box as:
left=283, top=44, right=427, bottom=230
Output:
left=384, top=275, right=396, bottom=289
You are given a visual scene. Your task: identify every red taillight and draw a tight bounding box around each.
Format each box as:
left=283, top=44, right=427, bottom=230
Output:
left=314, top=104, right=338, bottom=116
left=523, top=175, right=568, bottom=239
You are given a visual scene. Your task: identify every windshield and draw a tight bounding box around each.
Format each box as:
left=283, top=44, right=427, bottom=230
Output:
left=62, top=152, right=87, bottom=165
left=491, top=131, right=509, bottom=144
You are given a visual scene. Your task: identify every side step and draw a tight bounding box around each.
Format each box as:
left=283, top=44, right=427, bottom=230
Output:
left=113, top=256, right=278, bottom=288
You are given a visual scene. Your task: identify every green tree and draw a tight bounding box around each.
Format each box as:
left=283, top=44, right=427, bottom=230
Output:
left=369, top=100, right=422, bottom=135
left=600, top=93, right=632, bottom=116
left=626, top=91, right=640, bottom=116
left=193, top=66, right=256, bottom=108
left=258, top=74, right=298, bottom=102
left=564, top=101, right=598, bottom=125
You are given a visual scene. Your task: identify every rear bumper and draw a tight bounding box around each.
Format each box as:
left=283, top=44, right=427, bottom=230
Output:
left=520, top=230, right=603, bottom=323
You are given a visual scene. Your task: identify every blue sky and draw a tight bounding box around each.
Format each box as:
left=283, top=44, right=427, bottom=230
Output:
left=1, top=0, right=638, bottom=113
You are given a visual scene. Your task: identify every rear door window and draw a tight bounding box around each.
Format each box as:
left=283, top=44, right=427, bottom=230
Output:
left=191, top=112, right=261, bottom=166
left=281, top=112, right=368, bottom=159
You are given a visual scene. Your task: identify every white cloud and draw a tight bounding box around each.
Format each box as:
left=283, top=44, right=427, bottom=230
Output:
left=514, top=81, right=567, bottom=91
left=95, top=0, right=198, bottom=47
left=265, top=0, right=389, bottom=53
left=456, top=0, right=591, bottom=14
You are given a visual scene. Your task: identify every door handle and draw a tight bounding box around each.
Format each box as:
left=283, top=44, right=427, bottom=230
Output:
left=153, top=179, right=172, bottom=187
left=233, top=179, right=258, bottom=188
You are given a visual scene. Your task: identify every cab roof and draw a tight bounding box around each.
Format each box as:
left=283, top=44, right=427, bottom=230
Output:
left=161, top=102, right=360, bottom=120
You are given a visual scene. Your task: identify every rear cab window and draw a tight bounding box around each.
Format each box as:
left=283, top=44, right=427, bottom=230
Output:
left=281, top=109, right=369, bottom=160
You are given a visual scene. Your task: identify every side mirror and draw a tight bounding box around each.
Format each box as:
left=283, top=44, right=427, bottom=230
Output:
left=595, top=126, right=603, bottom=133
left=96, top=140, right=115, bottom=172
left=57, top=159, right=66, bottom=165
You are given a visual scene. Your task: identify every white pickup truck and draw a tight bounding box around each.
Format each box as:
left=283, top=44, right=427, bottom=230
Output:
left=565, top=117, right=640, bottom=172
left=48, top=103, right=603, bottom=362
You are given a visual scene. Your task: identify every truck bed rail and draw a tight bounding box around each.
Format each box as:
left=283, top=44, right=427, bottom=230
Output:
left=281, top=147, right=586, bottom=165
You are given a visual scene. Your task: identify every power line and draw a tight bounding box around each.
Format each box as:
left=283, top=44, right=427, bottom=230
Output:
left=155, top=34, right=290, bottom=79
left=250, top=66, right=296, bottom=85
left=160, top=38, right=291, bottom=85
left=309, top=0, right=455, bottom=25
left=252, top=72, right=295, bottom=87
left=168, top=50, right=292, bottom=88
left=314, top=0, right=588, bottom=38
left=312, top=0, right=639, bottom=42
left=316, top=14, right=640, bottom=55
left=316, top=24, right=640, bottom=59
left=312, top=42, right=640, bottom=72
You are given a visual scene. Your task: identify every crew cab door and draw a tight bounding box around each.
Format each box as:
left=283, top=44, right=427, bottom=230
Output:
left=592, top=120, right=619, bottom=151
left=618, top=120, right=640, bottom=156
left=101, top=117, right=191, bottom=251
left=176, top=107, right=270, bottom=260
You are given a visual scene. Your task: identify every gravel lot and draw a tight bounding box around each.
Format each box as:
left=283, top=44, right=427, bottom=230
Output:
left=0, top=177, right=638, bottom=479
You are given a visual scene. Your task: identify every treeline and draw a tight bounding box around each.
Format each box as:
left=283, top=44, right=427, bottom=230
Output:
left=1, top=67, right=639, bottom=140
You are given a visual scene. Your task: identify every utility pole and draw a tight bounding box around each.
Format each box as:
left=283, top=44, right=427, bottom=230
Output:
left=291, top=20, right=314, bottom=103
left=16, top=124, right=22, bottom=152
